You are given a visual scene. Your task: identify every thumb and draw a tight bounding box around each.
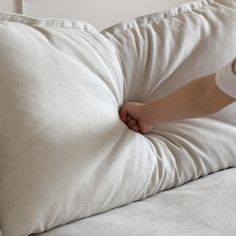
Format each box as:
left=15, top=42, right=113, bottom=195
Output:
left=119, top=105, right=128, bottom=123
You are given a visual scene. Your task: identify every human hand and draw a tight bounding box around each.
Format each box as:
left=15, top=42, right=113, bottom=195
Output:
left=119, top=102, right=155, bottom=134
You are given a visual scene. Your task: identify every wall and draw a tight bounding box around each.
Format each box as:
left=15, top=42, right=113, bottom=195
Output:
left=0, top=0, right=15, bottom=12
left=0, top=0, right=191, bottom=30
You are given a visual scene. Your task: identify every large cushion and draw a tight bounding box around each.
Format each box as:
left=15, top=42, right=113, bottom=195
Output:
left=1, top=0, right=236, bottom=235
left=0, top=12, right=131, bottom=236
left=102, top=0, right=236, bottom=189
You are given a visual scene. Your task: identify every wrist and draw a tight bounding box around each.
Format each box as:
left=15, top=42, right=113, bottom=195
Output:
left=145, top=99, right=175, bottom=124
left=143, top=102, right=163, bottom=124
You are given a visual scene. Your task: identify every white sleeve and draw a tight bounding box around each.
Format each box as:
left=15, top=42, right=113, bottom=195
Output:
left=215, top=57, right=236, bottom=99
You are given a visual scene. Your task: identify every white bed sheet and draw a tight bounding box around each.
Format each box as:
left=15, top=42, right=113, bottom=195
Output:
left=34, top=167, right=236, bottom=236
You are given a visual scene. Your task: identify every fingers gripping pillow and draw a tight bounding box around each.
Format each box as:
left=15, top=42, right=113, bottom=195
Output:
left=0, top=1, right=236, bottom=236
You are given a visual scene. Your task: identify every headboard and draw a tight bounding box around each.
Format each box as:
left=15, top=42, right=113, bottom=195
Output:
left=20, top=0, right=192, bottom=30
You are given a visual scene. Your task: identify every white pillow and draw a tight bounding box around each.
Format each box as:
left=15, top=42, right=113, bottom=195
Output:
left=1, top=0, right=236, bottom=235
left=0, top=12, right=136, bottom=236
left=102, top=0, right=236, bottom=189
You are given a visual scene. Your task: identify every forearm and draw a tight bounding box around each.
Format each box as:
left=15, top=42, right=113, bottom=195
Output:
left=146, top=78, right=208, bottom=124
left=145, top=74, right=235, bottom=124
left=120, top=60, right=236, bottom=133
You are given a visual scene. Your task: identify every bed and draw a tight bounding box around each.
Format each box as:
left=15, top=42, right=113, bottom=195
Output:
left=35, top=167, right=236, bottom=236
left=0, top=0, right=236, bottom=236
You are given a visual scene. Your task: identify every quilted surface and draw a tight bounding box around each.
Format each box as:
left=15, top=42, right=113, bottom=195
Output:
left=0, top=0, right=236, bottom=235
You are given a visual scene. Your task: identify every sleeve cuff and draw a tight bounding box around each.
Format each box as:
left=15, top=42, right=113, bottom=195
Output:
left=215, top=57, right=236, bottom=100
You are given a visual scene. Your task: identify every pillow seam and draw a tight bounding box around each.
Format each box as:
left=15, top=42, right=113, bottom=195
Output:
left=0, top=11, right=96, bottom=32
left=101, top=0, right=215, bottom=35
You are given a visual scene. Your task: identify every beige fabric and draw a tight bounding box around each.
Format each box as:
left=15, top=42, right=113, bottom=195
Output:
left=1, top=0, right=236, bottom=235
left=35, top=168, right=236, bottom=236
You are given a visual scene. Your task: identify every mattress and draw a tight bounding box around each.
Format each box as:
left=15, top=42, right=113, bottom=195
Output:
left=35, top=167, right=236, bottom=236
